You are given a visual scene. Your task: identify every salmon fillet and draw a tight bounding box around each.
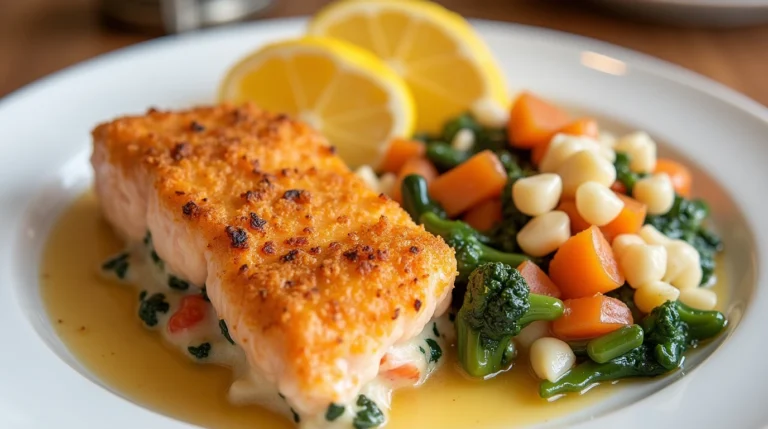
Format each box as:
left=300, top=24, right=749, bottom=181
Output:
left=90, top=104, right=457, bottom=416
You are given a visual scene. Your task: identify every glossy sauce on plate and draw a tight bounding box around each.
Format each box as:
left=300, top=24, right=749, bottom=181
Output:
left=41, top=191, right=728, bottom=429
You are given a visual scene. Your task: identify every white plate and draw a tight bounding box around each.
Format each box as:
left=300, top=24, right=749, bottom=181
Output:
left=0, top=17, right=765, bottom=429
left=592, top=0, right=768, bottom=27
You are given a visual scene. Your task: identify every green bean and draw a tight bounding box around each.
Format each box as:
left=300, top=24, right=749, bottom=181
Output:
left=587, top=325, right=644, bottom=364
left=426, top=142, right=470, bottom=171
left=566, top=340, right=590, bottom=358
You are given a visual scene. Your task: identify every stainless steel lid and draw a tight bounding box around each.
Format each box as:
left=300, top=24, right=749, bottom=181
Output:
left=100, top=0, right=273, bottom=33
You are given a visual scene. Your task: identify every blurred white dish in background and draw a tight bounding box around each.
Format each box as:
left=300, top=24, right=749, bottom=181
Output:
left=592, top=0, right=768, bottom=27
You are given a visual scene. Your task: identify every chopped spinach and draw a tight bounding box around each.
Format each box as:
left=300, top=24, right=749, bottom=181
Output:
left=418, top=346, right=426, bottom=355
left=168, top=275, right=190, bottom=291
left=187, top=342, right=211, bottom=359
left=353, top=395, right=385, bottom=429
left=139, top=290, right=147, bottom=301
left=138, top=293, right=169, bottom=327
left=614, top=152, right=646, bottom=194
left=432, top=322, right=440, bottom=338
left=144, top=231, right=164, bottom=269
left=101, top=252, right=130, bottom=279
left=219, top=319, right=235, bottom=345
left=325, top=403, right=345, bottom=422
left=425, top=338, right=442, bottom=363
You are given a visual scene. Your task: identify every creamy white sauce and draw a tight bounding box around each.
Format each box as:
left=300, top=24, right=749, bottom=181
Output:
left=101, top=236, right=451, bottom=429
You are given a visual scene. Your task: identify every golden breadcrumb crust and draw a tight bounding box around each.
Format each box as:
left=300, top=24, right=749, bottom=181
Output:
left=92, top=103, right=456, bottom=404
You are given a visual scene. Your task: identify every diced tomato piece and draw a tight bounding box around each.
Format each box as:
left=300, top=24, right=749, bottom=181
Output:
left=168, top=295, right=208, bottom=333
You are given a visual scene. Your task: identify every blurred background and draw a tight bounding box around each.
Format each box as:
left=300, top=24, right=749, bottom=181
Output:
left=1, top=0, right=767, bottom=104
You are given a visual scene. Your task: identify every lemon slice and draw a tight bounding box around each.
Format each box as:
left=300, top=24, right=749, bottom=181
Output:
left=309, top=0, right=509, bottom=133
left=219, top=37, right=415, bottom=169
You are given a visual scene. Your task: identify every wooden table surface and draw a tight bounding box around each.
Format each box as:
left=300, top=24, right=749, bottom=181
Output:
left=2, top=0, right=767, bottom=106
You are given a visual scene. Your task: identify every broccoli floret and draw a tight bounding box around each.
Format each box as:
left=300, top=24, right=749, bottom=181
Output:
left=645, top=195, right=722, bottom=285
left=421, top=212, right=528, bottom=282
left=457, top=262, right=564, bottom=378
left=540, top=343, right=666, bottom=398
left=642, top=300, right=727, bottom=369
left=138, top=293, right=169, bottom=327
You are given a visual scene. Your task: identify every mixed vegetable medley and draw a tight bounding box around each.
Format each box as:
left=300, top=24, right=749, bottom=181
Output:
left=362, top=91, right=728, bottom=398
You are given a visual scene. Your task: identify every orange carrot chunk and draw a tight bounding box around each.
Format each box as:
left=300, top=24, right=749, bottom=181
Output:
left=384, top=364, right=421, bottom=382
left=517, top=260, right=561, bottom=298
left=600, top=193, right=647, bottom=242
left=508, top=92, right=571, bottom=149
left=392, top=157, right=438, bottom=203
left=556, top=199, right=591, bottom=235
left=168, top=295, right=208, bottom=334
left=549, top=226, right=624, bottom=299
left=429, top=150, right=507, bottom=217
left=654, top=158, right=692, bottom=198
left=379, top=138, right=426, bottom=174
left=462, top=198, right=503, bottom=232
left=552, top=294, right=633, bottom=341
left=558, top=118, right=599, bottom=139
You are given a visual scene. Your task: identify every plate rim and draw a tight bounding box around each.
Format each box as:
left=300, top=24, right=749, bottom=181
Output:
left=0, top=16, right=766, bottom=429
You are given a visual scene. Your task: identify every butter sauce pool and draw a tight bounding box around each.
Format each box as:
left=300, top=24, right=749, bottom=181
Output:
left=41, top=191, right=728, bottom=429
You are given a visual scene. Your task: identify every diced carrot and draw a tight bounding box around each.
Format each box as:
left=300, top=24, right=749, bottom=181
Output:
left=168, top=295, right=208, bottom=334
left=517, top=260, right=561, bottom=298
left=552, top=294, right=633, bottom=341
left=549, top=226, right=624, bottom=299
left=531, top=140, right=550, bottom=167
left=558, top=118, right=599, bottom=139
left=384, top=364, right=421, bottom=382
left=508, top=92, right=571, bottom=149
left=610, top=181, right=627, bottom=195
left=654, top=158, right=692, bottom=198
left=392, top=157, right=438, bottom=203
left=429, top=150, right=507, bottom=217
left=379, top=138, right=426, bottom=174
left=462, top=198, right=502, bottom=232
left=530, top=118, right=599, bottom=166
left=556, top=200, right=590, bottom=235
left=600, top=193, right=647, bottom=242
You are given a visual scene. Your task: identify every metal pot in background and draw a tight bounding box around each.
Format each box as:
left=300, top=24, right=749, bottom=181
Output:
left=100, top=0, right=273, bottom=34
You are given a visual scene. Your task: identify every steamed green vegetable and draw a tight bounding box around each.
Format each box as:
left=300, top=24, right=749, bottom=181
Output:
left=420, top=212, right=528, bottom=281
left=541, top=300, right=726, bottom=397
left=400, top=174, right=447, bottom=222
left=587, top=325, right=644, bottom=364
left=642, top=300, right=727, bottom=369
left=457, top=262, right=564, bottom=378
